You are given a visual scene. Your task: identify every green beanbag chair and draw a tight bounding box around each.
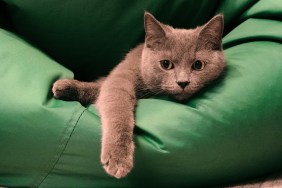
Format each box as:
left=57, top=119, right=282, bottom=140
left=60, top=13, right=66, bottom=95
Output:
left=0, top=0, right=282, bottom=187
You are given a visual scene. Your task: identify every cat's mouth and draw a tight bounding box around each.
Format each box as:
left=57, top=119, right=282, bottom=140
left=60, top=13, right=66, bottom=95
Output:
left=161, top=86, right=195, bottom=101
left=164, top=89, right=191, bottom=101
left=173, top=92, right=192, bottom=101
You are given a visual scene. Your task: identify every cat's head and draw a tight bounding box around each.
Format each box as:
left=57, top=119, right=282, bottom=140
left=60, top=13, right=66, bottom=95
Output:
left=141, top=12, right=225, bottom=101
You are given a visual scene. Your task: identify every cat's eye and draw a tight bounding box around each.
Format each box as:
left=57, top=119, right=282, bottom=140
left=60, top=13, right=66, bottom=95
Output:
left=160, top=60, right=174, bottom=70
left=192, top=60, right=205, bottom=71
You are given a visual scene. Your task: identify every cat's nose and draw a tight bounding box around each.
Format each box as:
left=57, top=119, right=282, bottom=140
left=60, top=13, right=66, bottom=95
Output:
left=177, top=81, right=189, bottom=89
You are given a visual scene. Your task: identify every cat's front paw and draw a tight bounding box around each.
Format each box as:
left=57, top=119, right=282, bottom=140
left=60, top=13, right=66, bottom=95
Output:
left=101, top=142, right=134, bottom=179
left=52, top=79, right=79, bottom=101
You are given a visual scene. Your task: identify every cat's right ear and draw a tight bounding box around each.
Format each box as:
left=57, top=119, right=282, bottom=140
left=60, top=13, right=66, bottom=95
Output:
left=144, top=12, right=166, bottom=49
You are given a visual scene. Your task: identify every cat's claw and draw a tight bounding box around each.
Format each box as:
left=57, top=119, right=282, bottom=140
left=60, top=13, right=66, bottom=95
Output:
left=101, top=143, right=134, bottom=179
left=102, top=155, right=133, bottom=179
left=52, top=79, right=78, bottom=100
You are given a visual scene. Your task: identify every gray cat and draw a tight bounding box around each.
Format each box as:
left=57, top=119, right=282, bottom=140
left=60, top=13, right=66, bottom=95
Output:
left=52, top=12, right=225, bottom=178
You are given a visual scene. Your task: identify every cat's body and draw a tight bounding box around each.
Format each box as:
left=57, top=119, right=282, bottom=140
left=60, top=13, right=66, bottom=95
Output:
left=52, top=12, right=225, bottom=178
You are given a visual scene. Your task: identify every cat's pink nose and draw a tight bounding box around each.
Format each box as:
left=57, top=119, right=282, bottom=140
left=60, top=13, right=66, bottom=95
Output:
left=177, top=81, right=189, bottom=89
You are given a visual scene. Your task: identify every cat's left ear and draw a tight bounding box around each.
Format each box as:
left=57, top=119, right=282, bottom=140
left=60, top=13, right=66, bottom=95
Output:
left=197, top=14, right=224, bottom=50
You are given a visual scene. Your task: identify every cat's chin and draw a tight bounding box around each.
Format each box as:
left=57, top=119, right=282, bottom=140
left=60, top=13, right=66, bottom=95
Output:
left=172, top=92, right=192, bottom=101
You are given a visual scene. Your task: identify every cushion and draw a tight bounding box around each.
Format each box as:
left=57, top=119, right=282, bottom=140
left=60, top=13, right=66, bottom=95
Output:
left=0, top=0, right=282, bottom=187
left=2, top=0, right=221, bottom=81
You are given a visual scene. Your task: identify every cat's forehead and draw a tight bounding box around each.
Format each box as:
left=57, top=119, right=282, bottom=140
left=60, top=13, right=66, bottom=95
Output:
left=161, top=28, right=199, bottom=57
left=166, top=28, right=198, bottom=50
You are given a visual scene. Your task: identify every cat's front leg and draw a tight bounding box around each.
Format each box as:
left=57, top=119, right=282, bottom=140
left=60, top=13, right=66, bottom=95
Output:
left=52, top=78, right=104, bottom=104
left=96, top=74, right=137, bottom=179
left=100, top=123, right=135, bottom=179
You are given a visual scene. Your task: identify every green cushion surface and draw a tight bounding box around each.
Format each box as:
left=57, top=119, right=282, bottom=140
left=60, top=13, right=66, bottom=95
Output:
left=0, top=0, right=282, bottom=187
left=2, top=0, right=221, bottom=81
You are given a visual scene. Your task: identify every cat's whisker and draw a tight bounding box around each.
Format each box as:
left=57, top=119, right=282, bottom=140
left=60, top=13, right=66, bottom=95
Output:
left=138, top=92, right=152, bottom=99
left=147, top=89, right=164, bottom=97
left=137, top=87, right=164, bottom=99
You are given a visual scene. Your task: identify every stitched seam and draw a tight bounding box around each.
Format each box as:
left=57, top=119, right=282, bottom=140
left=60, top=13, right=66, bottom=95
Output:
left=32, top=105, right=86, bottom=188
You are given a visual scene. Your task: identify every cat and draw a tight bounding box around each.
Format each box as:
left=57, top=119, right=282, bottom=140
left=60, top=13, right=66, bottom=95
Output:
left=52, top=12, right=225, bottom=179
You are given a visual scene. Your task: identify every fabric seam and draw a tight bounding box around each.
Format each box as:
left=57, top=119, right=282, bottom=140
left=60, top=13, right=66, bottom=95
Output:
left=32, top=105, right=87, bottom=188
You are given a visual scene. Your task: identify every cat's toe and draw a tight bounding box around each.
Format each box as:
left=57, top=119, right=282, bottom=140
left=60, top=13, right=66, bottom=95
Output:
left=52, top=79, right=77, bottom=100
left=52, top=79, right=68, bottom=98
left=102, top=154, right=133, bottom=179
left=101, top=134, right=134, bottom=178
left=101, top=143, right=134, bottom=179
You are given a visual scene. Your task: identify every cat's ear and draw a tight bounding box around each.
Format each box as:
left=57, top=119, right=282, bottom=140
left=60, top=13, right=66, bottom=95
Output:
left=197, top=14, right=224, bottom=50
left=144, top=12, right=167, bottom=49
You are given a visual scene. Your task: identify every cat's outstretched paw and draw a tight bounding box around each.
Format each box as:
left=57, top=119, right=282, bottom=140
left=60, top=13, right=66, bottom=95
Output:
left=101, top=142, right=134, bottom=179
left=52, top=79, right=79, bottom=101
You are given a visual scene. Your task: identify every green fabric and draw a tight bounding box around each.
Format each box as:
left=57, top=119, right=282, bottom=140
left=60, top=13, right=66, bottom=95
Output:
left=1, top=0, right=282, bottom=187
left=2, top=0, right=221, bottom=81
